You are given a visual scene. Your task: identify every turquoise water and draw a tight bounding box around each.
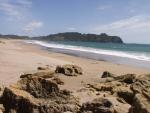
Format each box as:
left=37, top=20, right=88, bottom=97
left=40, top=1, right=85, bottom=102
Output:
left=48, top=41, right=150, bottom=53
left=27, top=40, right=150, bottom=68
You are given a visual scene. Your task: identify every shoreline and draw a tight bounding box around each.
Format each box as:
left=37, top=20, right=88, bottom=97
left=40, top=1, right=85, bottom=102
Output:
left=0, top=39, right=150, bottom=85
left=27, top=40, right=150, bottom=69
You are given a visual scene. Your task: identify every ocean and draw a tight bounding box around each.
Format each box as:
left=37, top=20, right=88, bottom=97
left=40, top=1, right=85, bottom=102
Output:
left=26, top=40, right=150, bottom=69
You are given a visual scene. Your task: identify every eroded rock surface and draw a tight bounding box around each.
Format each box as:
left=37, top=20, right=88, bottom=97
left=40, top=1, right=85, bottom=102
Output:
left=1, top=67, right=80, bottom=113
left=129, top=74, right=150, bottom=113
left=55, top=64, right=83, bottom=76
left=0, top=66, right=150, bottom=113
left=78, top=98, right=116, bottom=113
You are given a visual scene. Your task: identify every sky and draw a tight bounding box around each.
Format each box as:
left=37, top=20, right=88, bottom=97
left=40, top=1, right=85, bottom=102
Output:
left=0, top=0, right=150, bottom=44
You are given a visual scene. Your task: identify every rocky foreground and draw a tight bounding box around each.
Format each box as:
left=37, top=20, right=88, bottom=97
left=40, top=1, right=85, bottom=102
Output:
left=0, top=64, right=149, bottom=113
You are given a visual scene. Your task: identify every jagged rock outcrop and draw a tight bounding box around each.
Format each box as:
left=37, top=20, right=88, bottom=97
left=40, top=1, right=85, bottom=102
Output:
left=0, top=67, right=150, bottom=113
left=55, top=64, right=83, bottom=76
left=2, top=79, right=79, bottom=113
left=89, top=72, right=150, bottom=113
left=1, top=67, right=80, bottom=113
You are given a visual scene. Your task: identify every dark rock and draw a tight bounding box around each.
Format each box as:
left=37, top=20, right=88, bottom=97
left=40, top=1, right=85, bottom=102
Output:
left=52, top=77, right=64, bottom=85
left=113, top=86, right=134, bottom=104
left=55, top=64, right=83, bottom=76
left=115, top=74, right=136, bottom=84
left=78, top=98, right=115, bottom=113
left=101, top=71, right=116, bottom=78
left=37, top=66, right=49, bottom=70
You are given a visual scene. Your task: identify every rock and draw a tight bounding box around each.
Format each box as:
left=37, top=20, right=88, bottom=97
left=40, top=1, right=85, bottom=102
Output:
left=52, top=77, right=64, bottom=85
left=89, top=81, right=122, bottom=93
left=89, top=83, right=113, bottom=92
left=129, top=74, right=150, bottom=113
left=115, top=74, right=136, bottom=84
left=130, top=74, right=150, bottom=94
left=101, top=71, right=116, bottom=78
left=2, top=77, right=79, bottom=113
left=129, top=94, right=150, bottom=113
left=17, top=77, right=60, bottom=98
left=2, top=87, right=38, bottom=113
left=113, top=86, right=134, bottom=104
left=78, top=98, right=115, bottom=113
left=55, top=64, right=83, bottom=76
left=37, top=66, right=49, bottom=70
left=20, top=70, right=54, bottom=79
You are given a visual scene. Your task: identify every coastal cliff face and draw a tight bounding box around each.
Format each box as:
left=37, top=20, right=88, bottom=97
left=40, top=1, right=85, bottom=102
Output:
left=34, top=32, right=124, bottom=43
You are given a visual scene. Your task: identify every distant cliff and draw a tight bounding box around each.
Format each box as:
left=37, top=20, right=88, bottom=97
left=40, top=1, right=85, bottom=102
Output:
left=0, top=34, right=29, bottom=39
left=0, top=32, right=123, bottom=43
left=34, top=32, right=123, bottom=43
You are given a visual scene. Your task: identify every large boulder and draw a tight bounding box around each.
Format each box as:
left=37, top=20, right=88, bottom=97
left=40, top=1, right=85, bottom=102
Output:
left=2, top=76, right=79, bottom=113
left=2, top=86, right=39, bottom=113
left=78, top=98, right=116, bottom=113
left=55, top=64, right=83, bottom=76
left=17, top=77, right=59, bottom=98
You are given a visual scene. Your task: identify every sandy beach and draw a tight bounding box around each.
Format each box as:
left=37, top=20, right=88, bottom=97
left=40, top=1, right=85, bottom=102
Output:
left=1, top=39, right=150, bottom=113
left=0, top=39, right=150, bottom=86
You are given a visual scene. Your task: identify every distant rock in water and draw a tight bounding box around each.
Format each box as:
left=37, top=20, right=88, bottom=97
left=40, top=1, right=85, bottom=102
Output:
left=34, top=32, right=123, bottom=43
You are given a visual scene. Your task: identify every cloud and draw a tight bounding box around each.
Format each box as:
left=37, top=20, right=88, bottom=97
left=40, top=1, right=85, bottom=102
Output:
left=24, top=21, right=43, bottom=32
left=94, top=15, right=150, bottom=31
left=93, top=15, right=150, bottom=43
left=0, top=0, right=32, bottom=19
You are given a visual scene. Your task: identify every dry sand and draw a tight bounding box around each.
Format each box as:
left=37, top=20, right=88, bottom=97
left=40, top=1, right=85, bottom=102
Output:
left=0, top=39, right=150, bottom=86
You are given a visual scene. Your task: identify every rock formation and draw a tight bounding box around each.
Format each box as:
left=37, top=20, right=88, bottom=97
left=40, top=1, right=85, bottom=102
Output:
left=55, top=64, right=83, bottom=76
left=0, top=65, right=150, bottom=113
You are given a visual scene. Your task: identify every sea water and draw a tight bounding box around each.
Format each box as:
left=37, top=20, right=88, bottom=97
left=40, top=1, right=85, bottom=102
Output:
left=26, top=40, right=150, bottom=69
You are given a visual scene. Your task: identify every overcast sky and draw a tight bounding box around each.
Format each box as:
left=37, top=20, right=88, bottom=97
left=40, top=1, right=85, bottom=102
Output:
left=0, top=0, right=150, bottom=44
